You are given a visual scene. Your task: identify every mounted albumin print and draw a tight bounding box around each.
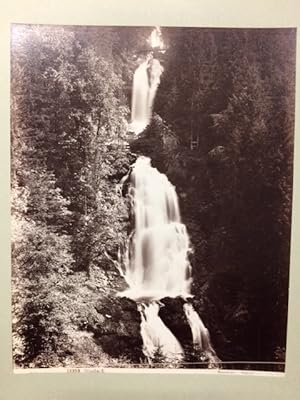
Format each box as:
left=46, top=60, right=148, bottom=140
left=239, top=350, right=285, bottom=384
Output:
left=11, top=24, right=296, bottom=372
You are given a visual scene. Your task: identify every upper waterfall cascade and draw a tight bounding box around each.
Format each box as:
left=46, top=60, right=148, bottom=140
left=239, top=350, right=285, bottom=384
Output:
left=129, top=27, right=164, bottom=135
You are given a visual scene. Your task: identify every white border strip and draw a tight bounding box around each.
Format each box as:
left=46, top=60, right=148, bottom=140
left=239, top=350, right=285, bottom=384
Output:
left=14, top=367, right=285, bottom=377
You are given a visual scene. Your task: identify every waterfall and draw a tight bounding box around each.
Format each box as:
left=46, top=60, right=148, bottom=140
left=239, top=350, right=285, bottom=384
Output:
left=129, top=28, right=164, bottom=135
left=118, top=27, right=219, bottom=367
left=139, top=302, right=183, bottom=362
left=148, top=26, right=164, bottom=49
left=129, top=58, right=151, bottom=135
left=121, top=156, right=192, bottom=300
left=184, top=303, right=210, bottom=349
left=148, top=58, right=164, bottom=117
left=119, top=156, right=219, bottom=365
left=184, top=303, right=221, bottom=366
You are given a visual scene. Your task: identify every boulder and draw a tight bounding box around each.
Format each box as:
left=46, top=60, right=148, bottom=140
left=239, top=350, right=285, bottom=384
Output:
left=158, top=297, right=193, bottom=346
left=92, top=295, right=143, bottom=362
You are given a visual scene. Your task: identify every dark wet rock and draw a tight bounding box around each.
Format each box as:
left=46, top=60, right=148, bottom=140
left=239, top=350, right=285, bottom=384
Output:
left=158, top=297, right=193, bottom=346
left=92, top=295, right=143, bottom=362
left=129, top=114, right=178, bottom=174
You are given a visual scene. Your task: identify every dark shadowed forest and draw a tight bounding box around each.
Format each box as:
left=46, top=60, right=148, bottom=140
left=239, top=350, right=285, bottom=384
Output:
left=11, top=25, right=295, bottom=370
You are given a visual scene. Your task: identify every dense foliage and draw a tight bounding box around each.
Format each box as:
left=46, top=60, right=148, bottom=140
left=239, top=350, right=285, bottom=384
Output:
left=153, top=28, right=295, bottom=366
left=11, top=25, right=295, bottom=369
left=11, top=25, right=141, bottom=367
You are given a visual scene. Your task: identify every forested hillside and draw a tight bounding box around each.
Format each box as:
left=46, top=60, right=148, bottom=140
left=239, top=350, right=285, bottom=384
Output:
left=152, top=28, right=295, bottom=366
left=11, top=25, right=295, bottom=369
left=11, top=25, right=149, bottom=367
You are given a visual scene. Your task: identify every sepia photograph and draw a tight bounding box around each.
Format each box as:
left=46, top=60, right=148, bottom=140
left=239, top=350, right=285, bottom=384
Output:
left=11, top=24, right=296, bottom=372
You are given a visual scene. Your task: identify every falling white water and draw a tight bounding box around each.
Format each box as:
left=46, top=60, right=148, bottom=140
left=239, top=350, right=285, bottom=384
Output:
left=121, top=156, right=192, bottom=301
left=129, top=27, right=164, bottom=135
left=184, top=303, right=221, bottom=366
left=148, top=26, right=164, bottom=49
left=184, top=303, right=211, bottom=351
left=129, top=58, right=151, bottom=135
left=139, top=302, right=183, bottom=362
left=148, top=58, right=164, bottom=116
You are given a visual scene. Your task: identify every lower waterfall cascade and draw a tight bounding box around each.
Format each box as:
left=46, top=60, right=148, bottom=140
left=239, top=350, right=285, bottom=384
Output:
left=118, top=157, right=220, bottom=366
